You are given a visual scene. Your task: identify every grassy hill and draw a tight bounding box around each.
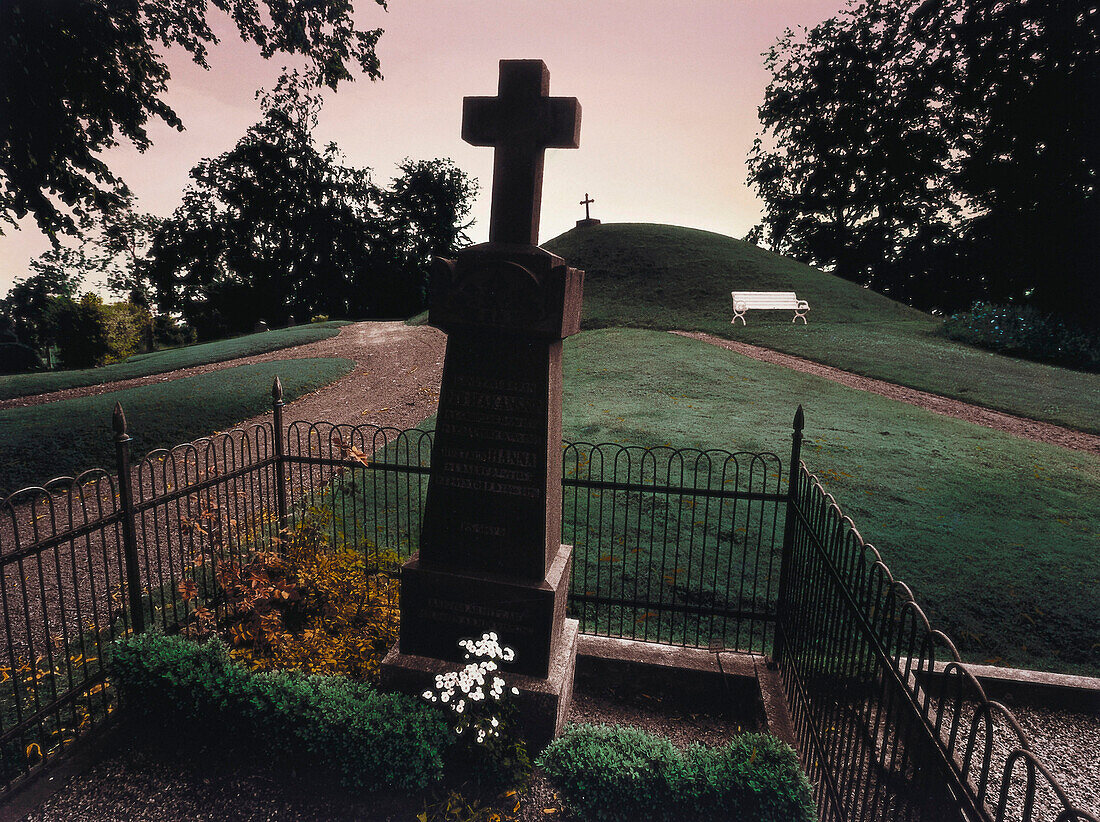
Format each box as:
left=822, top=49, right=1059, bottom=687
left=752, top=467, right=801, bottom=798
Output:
left=546, top=222, right=926, bottom=327
left=544, top=224, right=1100, bottom=433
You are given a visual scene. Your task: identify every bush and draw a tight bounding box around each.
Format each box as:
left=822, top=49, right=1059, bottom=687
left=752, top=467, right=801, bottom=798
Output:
left=103, top=301, right=153, bottom=363
left=50, top=293, right=110, bottom=368
left=110, top=633, right=452, bottom=792
left=941, top=302, right=1100, bottom=372
left=0, top=341, right=41, bottom=374
left=177, top=506, right=401, bottom=682
left=537, top=724, right=816, bottom=822
left=152, top=315, right=196, bottom=349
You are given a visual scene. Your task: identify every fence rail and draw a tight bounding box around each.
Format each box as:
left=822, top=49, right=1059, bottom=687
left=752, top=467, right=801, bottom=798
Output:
left=0, top=389, right=1093, bottom=822
left=779, top=458, right=1097, bottom=822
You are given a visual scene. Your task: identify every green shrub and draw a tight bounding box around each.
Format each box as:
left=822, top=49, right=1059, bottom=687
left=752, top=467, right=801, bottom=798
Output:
left=942, top=302, right=1100, bottom=372
left=103, top=301, right=153, bottom=363
left=537, top=724, right=815, bottom=822
left=51, top=293, right=110, bottom=368
left=110, top=633, right=452, bottom=792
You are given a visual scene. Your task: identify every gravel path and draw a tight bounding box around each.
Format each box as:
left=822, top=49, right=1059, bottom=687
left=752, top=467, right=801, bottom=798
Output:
left=673, top=331, right=1100, bottom=454
left=0, top=322, right=448, bottom=430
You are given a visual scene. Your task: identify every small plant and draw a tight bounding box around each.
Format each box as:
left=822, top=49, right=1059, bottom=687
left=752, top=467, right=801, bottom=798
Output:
left=423, top=632, right=531, bottom=800
left=177, top=505, right=400, bottom=681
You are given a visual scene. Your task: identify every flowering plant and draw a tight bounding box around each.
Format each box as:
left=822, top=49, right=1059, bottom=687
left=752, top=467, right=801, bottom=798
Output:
left=423, top=632, right=530, bottom=790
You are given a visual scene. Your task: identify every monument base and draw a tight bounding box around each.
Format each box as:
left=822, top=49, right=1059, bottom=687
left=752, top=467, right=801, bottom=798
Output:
left=575, top=218, right=601, bottom=227
left=382, top=618, right=579, bottom=751
left=397, top=544, right=572, bottom=678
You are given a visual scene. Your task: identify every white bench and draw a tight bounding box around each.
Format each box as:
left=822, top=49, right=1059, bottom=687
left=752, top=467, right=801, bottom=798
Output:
left=731, top=291, right=810, bottom=325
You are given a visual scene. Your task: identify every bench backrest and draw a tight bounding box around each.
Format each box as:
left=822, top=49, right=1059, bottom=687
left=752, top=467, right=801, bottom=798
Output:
left=731, top=291, right=801, bottom=309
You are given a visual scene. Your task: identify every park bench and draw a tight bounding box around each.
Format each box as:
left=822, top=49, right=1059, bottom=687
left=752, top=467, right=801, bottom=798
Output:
left=731, top=291, right=810, bottom=325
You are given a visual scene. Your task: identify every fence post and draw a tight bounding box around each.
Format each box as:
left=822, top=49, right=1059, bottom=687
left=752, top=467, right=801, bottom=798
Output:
left=272, top=376, right=289, bottom=534
left=772, top=404, right=804, bottom=666
left=113, top=402, right=145, bottom=634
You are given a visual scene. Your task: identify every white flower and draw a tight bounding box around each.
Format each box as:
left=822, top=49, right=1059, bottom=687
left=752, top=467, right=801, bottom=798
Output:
left=511, top=687, right=519, bottom=695
left=422, top=690, right=433, bottom=699
left=440, top=693, right=449, bottom=703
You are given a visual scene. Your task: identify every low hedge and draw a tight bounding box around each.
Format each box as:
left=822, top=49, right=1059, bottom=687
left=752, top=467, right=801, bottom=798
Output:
left=537, top=724, right=815, bottom=822
left=109, top=633, right=451, bottom=792
left=941, top=302, right=1100, bottom=372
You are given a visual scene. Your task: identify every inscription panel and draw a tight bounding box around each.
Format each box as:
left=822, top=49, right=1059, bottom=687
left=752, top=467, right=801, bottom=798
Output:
left=420, top=335, right=554, bottom=578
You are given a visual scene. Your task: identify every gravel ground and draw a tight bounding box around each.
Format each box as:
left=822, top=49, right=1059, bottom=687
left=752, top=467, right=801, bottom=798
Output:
left=982, top=703, right=1100, bottom=819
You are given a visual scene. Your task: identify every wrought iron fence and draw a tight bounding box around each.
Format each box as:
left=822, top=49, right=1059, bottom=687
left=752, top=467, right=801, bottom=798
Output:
left=778, top=409, right=1097, bottom=821
left=0, top=386, right=1093, bottom=822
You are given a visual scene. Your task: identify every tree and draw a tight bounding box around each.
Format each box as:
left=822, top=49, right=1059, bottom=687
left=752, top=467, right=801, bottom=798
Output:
left=376, top=158, right=478, bottom=315
left=100, top=203, right=162, bottom=309
left=748, top=0, right=1099, bottom=323
left=148, top=80, right=477, bottom=335
left=147, top=78, right=380, bottom=337
left=1, top=248, right=96, bottom=354
left=0, top=0, right=386, bottom=240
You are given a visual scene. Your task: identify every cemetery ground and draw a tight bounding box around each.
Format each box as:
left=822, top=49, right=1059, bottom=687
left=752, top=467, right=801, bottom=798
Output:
left=3, top=224, right=1099, bottom=819
left=3, top=309, right=1096, bottom=677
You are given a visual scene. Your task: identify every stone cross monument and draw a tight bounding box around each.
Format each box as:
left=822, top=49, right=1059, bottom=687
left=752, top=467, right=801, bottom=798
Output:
left=382, top=59, right=584, bottom=746
left=577, top=192, right=600, bottom=227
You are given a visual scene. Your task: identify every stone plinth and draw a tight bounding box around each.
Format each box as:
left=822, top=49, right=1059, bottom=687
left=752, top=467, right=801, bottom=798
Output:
left=575, top=218, right=601, bottom=227
left=382, top=619, right=579, bottom=752
left=398, top=544, right=572, bottom=678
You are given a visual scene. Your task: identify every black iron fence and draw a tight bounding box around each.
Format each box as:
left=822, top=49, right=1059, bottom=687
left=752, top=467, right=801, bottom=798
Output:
left=0, top=386, right=1093, bottom=822
left=778, top=409, right=1096, bottom=821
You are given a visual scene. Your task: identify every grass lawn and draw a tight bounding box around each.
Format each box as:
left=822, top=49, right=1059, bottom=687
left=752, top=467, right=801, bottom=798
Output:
left=0, top=321, right=350, bottom=401
left=545, top=224, right=1100, bottom=434
left=0, top=358, right=354, bottom=494
left=561, top=329, right=1100, bottom=677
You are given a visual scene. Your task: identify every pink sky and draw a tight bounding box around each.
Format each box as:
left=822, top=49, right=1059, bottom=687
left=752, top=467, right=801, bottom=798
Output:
left=0, top=0, right=848, bottom=295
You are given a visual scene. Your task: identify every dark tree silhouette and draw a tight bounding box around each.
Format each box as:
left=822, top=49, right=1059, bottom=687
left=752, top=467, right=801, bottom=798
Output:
left=1, top=248, right=96, bottom=354
left=147, top=80, right=476, bottom=336
left=749, top=0, right=1099, bottom=324
left=0, top=0, right=386, bottom=240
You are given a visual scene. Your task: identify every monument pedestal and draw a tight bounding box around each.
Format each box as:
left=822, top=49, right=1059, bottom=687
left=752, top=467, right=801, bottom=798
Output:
left=395, top=544, right=572, bottom=678
left=575, top=218, right=601, bottom=227
left=382, top=619, right=579, bottom=751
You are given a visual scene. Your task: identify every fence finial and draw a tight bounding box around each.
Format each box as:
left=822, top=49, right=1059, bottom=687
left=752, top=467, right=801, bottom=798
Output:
left=112, top=402, right=128, bottom=438
left=272, top=375, right=283, bottom=402
left=793, top=404, right=804, bottom=432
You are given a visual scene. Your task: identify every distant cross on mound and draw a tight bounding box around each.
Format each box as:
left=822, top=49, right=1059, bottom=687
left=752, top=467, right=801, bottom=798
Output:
left=577, top=192, right=600, bottom=227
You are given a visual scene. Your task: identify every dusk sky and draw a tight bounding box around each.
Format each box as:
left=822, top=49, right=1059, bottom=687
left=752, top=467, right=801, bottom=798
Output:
left=0, top=0, right=849, bottom=295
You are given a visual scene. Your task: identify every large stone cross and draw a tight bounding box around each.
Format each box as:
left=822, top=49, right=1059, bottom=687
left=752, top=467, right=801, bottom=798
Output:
left=463, top=60, right=581, bottom=245
left=385, top=60, right=584, bottom=747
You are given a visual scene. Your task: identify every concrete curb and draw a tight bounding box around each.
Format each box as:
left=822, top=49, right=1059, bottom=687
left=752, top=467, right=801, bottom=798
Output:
left=924, top=661, right=1100, bottom=714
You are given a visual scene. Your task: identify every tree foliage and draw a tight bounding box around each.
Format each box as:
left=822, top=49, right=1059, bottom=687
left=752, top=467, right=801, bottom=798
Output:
left=147, top=81, right=476, bottom=337
left=0, top=0, right=386, bottom=240
left=748, top=0, right=1099, bottom=325
left=1, top=249, right=91, bottom=351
